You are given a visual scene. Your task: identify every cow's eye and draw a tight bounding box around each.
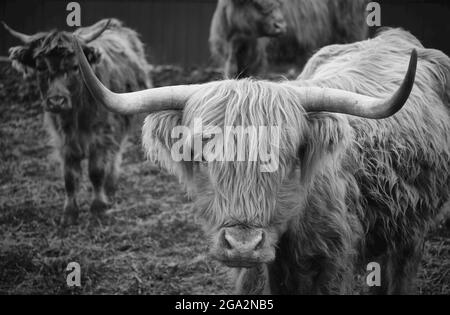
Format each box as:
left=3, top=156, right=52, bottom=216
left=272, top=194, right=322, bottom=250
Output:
left=192, top=150, right=208, bottom=163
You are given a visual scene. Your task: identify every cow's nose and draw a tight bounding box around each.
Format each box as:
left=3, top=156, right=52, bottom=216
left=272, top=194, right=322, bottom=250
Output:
left=273, top=21, right=287, bottom=33
left=221, top=228, right=265, bottom=253
left=48, top=95, right=67, bottom=106
left=212, top=227, right=275, bottom=267
left=45, top=95, right=71, bottom=112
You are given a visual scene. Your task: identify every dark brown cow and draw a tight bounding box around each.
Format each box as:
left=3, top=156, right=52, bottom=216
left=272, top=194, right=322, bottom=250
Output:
left=210, top=0, right=369, bottom=78
left=3, top=19, right=152, bottom=224
left=75, top=28, right=449, bottom=294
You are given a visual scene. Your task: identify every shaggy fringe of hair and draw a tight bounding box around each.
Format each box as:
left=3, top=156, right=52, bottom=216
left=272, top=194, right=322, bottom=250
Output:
left=144, top=79, right=311, bottom=227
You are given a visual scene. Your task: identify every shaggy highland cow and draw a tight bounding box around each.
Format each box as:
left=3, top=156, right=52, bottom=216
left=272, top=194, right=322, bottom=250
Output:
left=210, top=0, right=369, bottom=78
left=75, top=28, right=449, bottom=294
left=3, top=19, right=152, bottom=225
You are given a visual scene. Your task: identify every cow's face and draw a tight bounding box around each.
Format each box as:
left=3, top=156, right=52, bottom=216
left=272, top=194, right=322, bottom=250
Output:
left=8, top=32, right=100, bottom=113
left=227, top=0, right=287, bottom=37
left=143, top=80, right=348, bottom=268
left=3, top=21, right=110, bottom=113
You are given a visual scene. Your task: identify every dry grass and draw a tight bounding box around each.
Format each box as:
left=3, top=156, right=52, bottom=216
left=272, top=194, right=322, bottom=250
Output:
left=0, top=63, right=448, bottom=295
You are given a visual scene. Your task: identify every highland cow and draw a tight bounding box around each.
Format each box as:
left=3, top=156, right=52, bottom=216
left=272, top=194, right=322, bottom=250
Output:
left=209, top=0, right=369, bottom=78
left=3, top=19, right=152, bottom=225
left=75, top=28, right=449, bottom=294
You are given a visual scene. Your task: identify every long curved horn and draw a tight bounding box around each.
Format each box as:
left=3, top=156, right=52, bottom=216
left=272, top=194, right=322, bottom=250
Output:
left=79, top=19, right=111, bottom=43
left=293, top=49, right=417, bottom=119
left=2, top=21, right=34, bottom=43
left=73, top=37, right=201, bottom=114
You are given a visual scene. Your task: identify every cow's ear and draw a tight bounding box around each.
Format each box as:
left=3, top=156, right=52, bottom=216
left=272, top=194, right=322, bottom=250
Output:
left=8, top=45, right=36, bottom=76
left=82, top=45, right=101, bottom=64
left=298, top=114, right=351, bottom=183
left=142, top=111, right=195, bottom=182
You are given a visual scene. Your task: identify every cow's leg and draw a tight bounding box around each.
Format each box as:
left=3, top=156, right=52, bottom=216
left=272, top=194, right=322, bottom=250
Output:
left=224, top=43, right=239, bottom=79
left=281, top=259, right=353, bottom=295
left=225, top=37, right=252, bottom=78
left=385, top=238, right=424, bottom=294
left=235, top=259, right=351, bottom=295
left=103, top=143, right=124, bottom=200
left=225, top=37, right=267, bottom=79
left=88, top=147, right=114, bottom=216
left=233, top=264, right=271, bottom=295
left=62, top=153, right=82, bottom=225
left=369, top=236, right=424, bottom=295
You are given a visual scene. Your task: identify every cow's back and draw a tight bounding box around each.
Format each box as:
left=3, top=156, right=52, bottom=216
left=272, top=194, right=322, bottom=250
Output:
left=298, top=28, right=450, bottom=247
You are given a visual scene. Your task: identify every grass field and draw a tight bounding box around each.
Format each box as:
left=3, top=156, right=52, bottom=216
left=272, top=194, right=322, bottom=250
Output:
left=0, top=63, right=448, bottom=294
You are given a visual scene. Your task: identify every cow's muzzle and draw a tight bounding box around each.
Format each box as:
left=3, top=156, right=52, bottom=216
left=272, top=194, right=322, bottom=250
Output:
left=262, top=21, right=287, bottom=37
left=44, top=94, right=72, bottom=113
left=211, top=227, right=275, bottom=268
left=271, top=21, right=287, bottom=35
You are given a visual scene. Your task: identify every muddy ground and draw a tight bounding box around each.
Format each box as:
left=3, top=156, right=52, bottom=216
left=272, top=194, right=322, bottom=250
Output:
left=0, top=63, right=448, bottom=294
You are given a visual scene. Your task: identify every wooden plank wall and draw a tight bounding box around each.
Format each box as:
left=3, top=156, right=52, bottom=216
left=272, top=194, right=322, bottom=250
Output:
left=1, top=0, right=449, bottom=67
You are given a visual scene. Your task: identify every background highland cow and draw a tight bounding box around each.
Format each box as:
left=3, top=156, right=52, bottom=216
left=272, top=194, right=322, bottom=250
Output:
left=3, top=18, right=153, bottom=225
left=209, top=0, right=369, bottom=78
